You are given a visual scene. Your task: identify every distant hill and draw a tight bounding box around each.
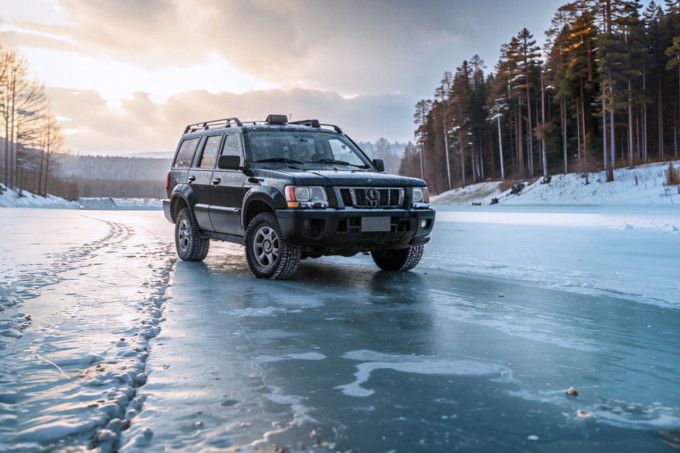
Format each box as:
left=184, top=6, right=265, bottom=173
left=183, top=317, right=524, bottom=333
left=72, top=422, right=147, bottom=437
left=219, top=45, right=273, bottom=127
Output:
left=55, top=154, right=172, bottom=181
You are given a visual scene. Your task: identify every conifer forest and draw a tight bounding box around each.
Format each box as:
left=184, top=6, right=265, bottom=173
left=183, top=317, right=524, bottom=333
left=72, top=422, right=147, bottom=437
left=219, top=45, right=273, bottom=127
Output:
left=400, top=0, right=680, bottom=194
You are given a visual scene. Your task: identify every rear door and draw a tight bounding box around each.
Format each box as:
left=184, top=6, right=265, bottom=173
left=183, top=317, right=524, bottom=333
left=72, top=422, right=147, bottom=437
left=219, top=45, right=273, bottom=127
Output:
left=189, top=135, right=223, bottom=231
left=209, top=134, right=247, bottom=236
left=168, top=136, right=201, bottom=197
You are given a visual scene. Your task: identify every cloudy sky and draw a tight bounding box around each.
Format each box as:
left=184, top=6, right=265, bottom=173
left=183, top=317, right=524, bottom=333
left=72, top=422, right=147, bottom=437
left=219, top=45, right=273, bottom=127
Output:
left=1, top=0, right=565, bottom=156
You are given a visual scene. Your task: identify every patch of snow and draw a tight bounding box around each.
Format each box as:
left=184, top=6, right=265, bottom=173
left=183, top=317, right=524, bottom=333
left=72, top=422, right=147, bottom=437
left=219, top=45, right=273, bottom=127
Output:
left=336, top=350, right=510, bottom=397
left=0, top=185, right=161, bottom=210
left=78, top=197, right=162, bottom=210
left=0, top=184, right=78, bottom=209
left=432, top=160, right=680, bottom=206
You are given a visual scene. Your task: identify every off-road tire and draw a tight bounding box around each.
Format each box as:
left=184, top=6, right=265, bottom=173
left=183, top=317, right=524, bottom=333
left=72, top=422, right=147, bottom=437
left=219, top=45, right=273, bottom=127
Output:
left=371, top=245, right=424, bottom=271
left=175, top=207, right=210, bottom=261
left=245, top=212, right=301, bottom=280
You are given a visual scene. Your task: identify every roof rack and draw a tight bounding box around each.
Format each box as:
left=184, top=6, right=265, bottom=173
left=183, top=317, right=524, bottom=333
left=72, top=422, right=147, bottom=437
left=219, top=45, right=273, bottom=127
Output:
left=289, top=119, right=342, bottom=134
left=289, top=119, right=320, bottom=128
left=320, top=123, right=343, bottom=134
left=184, top=117, right=243, bottom=134
left=183, top=115, right=343, bottom=135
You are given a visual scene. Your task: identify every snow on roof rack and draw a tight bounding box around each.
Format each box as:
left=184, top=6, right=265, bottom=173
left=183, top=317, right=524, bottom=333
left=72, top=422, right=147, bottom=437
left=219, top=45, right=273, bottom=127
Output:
left=290, top=119, right=342, bottom=133
left=184, top=117, right=243, bottom=134
left=289, top=119, right=321, bottom=128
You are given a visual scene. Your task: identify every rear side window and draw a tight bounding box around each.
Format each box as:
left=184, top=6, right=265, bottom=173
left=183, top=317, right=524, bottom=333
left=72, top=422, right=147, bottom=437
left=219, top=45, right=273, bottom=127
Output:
left=174, top=138, right=200, bottom=168
left=199, top=135, right=222, bottom=168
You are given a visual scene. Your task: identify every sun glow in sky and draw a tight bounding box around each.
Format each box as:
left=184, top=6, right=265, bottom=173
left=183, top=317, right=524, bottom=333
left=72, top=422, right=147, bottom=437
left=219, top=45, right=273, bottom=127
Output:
left=21, top=48, right=276, bottom=107
left=1, top=0, right=566, bottom=155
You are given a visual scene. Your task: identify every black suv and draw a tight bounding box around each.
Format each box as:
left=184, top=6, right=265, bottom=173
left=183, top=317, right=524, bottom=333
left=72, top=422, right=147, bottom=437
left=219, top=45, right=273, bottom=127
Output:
left=163, top=114, right=435, bottom=279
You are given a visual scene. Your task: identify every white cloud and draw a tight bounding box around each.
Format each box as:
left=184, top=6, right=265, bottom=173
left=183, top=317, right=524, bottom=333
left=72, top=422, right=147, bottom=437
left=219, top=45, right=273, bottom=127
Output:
left=48, top=86, right=416, bottom=155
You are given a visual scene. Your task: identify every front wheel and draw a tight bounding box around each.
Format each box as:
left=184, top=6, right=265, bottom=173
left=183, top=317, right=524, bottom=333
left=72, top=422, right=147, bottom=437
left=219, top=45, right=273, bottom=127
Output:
left=175, top=208, right=209, bottom=261
left=371, top=245, right=424, bottom=271
left=245, top=212, right=301, bottom=279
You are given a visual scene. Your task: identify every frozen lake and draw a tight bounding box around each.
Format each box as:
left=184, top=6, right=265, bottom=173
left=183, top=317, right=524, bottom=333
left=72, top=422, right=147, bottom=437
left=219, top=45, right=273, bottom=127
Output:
left=1, top=206, right=679, bottom=452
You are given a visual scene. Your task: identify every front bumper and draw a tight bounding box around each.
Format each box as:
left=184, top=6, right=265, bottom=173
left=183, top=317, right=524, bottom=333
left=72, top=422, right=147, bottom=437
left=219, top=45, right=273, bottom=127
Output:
left=276, top=207, right=435, bottom=251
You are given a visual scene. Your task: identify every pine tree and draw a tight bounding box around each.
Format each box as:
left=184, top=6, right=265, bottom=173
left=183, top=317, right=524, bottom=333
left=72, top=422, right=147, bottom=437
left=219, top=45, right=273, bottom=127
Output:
left=413, top=100, right=432, bottom=180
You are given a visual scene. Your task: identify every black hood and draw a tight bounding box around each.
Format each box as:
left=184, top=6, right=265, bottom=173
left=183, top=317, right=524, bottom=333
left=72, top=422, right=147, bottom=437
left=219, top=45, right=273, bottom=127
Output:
left=296, top=170, right=416, bottom=187
left=253, top=168, right=427, bottom=187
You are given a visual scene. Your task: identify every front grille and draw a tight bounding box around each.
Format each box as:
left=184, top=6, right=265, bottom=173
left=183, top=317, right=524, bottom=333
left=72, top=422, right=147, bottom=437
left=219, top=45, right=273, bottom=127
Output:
left=339, top=187, right=404, bottom=208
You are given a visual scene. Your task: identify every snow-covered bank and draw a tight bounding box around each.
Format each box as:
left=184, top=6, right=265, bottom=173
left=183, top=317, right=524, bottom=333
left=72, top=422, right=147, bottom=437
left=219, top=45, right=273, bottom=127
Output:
left=78, top=198, right=162, bottom=210
left=432, top=160, right=680, bottom=205
left=0, top=185, right=161, bottom=210
left=0, top=184, right=78, bottom=209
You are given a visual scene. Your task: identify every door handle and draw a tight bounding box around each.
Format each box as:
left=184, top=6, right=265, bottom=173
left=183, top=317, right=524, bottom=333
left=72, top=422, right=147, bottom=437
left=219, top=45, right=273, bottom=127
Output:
left=212, top=178, right=221, bottom=185
left=187, top=175, right=196, bottom=183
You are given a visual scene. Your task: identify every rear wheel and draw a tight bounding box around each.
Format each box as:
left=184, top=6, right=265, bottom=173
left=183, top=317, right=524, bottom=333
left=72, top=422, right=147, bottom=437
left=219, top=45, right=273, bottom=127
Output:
left=175, top=208, right=209, bottom=261
left=245, top=212, right=301, bottom=279
left=371, top=245, right=424, bottom=271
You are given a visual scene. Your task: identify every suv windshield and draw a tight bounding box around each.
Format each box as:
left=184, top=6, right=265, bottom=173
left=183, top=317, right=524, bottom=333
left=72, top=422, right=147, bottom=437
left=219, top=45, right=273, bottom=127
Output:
left=247, top=132, right=370, bottom=169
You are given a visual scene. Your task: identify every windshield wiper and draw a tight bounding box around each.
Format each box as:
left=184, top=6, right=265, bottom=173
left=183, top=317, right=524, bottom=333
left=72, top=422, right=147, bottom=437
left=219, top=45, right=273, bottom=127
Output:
left=255, top=157, right=305, bottom=164
left=311, top=159, right=368, bottom=169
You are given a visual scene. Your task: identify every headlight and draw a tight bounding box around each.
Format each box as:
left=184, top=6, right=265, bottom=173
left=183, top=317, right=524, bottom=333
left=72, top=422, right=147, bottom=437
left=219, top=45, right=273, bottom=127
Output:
left=285, top=186, right=329, bottom=208
left=412, top=187, right=430, bottom=205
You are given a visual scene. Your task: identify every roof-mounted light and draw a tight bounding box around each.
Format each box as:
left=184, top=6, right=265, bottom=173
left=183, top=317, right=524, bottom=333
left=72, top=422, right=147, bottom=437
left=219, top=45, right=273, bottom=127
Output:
left=266, top=114, right=288, bottom=125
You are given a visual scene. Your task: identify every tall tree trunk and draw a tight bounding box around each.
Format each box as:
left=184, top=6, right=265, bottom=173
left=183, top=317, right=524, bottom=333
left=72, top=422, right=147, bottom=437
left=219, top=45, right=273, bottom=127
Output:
left=10, top=73, right=16, bottom=189
left=659, top=71, right=664, bottom=160
left=541, top=71, right=548, bottom=178
left=479, top=134, right=485, bottom=181
left=459, top=131, right=466, bottom=188
left=442, top=118, right=451, bottom=191
left=44, top=150, right=51, bottom=197
left=628, top=79, right=634, bottom=168
left=526, top=92, right=534, bottom=177
left=581, top=84, right=588, bottom=174
left=576, top=100, right=582, bottom=163
left=516, top=107, right=524, bottom=175
left=497, top=115, right=505, bottom=180
left=609, top=78, right=616, bottom=176
left=636, top=113, right=641, bottom=161
left=3, top=130, right=8, bottom=187
left=603, top=95, right=610, bottom=180
left=563, top=97, right=568, bottom=174
left=37, top=149, right=44, bottom=197
left=643, top=62, right=648, bottom=163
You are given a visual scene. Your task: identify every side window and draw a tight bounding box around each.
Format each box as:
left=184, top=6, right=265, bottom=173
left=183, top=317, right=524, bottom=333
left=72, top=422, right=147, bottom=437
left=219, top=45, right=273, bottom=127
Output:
left=174, top=138, right=200, bottom=168
left=329, top=138, right=364, bottom=166
left=221, top=134, right=242, bottom=157
left=198, top=135, right=222, bottom=168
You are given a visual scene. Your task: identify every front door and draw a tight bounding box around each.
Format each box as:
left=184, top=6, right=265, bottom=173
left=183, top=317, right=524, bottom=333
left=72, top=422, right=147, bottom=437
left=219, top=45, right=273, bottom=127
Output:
left=209, top=134, right=247, bottom=236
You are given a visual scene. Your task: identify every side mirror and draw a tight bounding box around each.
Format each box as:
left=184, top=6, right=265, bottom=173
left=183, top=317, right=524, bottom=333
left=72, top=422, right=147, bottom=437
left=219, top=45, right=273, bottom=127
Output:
left=217, top=155, right=241, bottom=170
left=372, top=159, right=385, bottom=172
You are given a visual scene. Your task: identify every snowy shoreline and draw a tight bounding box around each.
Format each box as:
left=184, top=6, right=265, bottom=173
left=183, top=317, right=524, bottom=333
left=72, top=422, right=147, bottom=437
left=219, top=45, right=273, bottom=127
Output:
left=432, top=160, right=680, bottom=206
left=2, top=160, right=679, bottom=210
left=0, top=185, right=162, bottom=210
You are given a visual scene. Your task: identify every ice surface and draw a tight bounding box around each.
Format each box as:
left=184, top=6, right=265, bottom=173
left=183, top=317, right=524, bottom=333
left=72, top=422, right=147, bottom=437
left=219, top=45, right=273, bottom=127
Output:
left=0, top=210, right=174, bottom=452
left=1, top=205, right=679, bottom=452
left=428, top=205, right=680, bottom=310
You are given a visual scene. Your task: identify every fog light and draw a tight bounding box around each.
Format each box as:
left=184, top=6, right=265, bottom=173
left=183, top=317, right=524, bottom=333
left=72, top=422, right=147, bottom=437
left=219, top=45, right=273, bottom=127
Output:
left=420, top=220, right=427, bottom=228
